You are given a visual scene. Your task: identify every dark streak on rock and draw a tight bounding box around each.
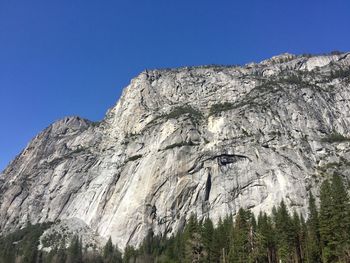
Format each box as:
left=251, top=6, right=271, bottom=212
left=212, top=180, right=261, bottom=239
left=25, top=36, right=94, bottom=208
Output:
left=204, top=173, right=211, bottom=201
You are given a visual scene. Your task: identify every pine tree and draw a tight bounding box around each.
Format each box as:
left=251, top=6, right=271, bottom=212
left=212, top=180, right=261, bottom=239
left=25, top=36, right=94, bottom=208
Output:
left=319, top=176, right=350, bottom=262
left=123, top=245, right=137, bottom=263
left=66, top=235, right=82, bottom=263
left=292, top=210, right=304, bottom=262
left=274, top=200, right=294, bottom=262
left=222, top=214, right=234, bottom=252
left=184, top=214, right=205, bottom=263
left=161, top=235, right=179, bottom=262
left=139, top=229, right=160, bottom=263
left=57, top=239, right=67, bottom=263
left=22, top=221, right=38, bottom=263
left=229, top=208, right=251, bottom=263
left=263, top=211, right=277, bottom=263
left=330, top=175, right=350, bottom=261
left=306, top=193, right=321, bottom=263
left=319, top=179, right=335, bottom=262
left=211, top=218, right=224, bottom=263
left=103, top=237, right=115, bottom=263
left=299, top=214, right=308, bottom=262
left=173, top=231, right=186, bottom=262
left=201, top=218, right=214, bottom=263
left=249, top=215, right=259, bottom=263
left=256, top=212, right=270, bottom=262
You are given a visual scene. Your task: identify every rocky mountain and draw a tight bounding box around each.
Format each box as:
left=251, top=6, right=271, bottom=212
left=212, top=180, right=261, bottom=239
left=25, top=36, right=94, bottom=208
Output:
left=1, top=52, right=350, bottom=250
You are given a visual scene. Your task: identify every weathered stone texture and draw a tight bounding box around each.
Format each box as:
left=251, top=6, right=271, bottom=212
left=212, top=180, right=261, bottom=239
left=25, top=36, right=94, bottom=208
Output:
left=1, top=52, right=350, bottom=249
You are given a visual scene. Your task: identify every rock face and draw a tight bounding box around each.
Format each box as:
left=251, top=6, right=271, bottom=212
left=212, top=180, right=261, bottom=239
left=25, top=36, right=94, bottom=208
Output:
left=1, top=52, right=350, bottom=249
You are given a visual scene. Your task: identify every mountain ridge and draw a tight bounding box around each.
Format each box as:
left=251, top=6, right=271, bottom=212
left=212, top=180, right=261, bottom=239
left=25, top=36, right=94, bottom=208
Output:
left=1, top=52, right=350, bottom=250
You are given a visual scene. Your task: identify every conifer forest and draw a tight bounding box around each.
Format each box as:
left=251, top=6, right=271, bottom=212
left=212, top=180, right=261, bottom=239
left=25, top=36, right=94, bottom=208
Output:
left=0, top=175, right=349, bottom=263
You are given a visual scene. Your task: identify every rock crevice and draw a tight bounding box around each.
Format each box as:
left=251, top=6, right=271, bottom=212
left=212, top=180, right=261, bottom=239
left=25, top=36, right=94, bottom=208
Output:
left=1, top=52, right=350, bottom=249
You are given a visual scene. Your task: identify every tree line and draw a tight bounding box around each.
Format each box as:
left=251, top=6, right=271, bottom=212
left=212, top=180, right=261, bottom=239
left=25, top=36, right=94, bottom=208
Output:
left=130, top=174, right=349, bottom=262
left=0, top=174, right=349, bottom=262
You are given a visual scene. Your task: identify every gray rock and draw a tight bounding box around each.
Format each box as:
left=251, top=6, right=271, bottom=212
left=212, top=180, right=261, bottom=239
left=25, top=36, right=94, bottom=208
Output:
left=1, top=52, right=350, bottom=249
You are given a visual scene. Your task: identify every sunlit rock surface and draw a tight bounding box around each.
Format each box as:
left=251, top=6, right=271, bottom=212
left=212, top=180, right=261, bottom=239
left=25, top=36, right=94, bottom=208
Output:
left=1, top=52, right=350, bottom=249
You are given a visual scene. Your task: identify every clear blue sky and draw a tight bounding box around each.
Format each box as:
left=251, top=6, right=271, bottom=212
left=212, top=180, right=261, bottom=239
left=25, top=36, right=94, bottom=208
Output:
left=1, top=0, right=349, bottom=171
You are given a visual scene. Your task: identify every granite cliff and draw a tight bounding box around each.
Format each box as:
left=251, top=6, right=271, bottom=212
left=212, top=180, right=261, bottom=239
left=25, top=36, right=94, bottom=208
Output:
left=1, top=52, right=350, bottom=249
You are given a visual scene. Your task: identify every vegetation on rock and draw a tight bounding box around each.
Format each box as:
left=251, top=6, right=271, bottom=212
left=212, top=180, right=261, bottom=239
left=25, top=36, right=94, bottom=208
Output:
left=321, top=132, right=350, bottom=143
left=0, top=175, right=348, bottom=263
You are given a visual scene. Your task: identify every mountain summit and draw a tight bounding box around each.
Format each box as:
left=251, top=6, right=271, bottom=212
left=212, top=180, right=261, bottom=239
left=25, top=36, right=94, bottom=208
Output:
left=1, top=52, right=350, bottom=249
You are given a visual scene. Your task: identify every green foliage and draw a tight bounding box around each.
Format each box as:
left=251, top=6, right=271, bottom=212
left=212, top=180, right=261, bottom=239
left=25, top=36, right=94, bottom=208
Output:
left=41, top=230, right=63, bottom=248
left=103, top=237, right=122, bottom=263
left=90, top=121, right=101, bottom=127
left=292, top=211, right=306, bottom=262
left=124, top=132, right=141, bottom=140
left=150, top=105, right=204, bottom=126
left=103, top=237, right=114, bottom=260
left=329, top=67, right=350, bottom=81
left=320, top=175, right=350, bottom=262
left=273, top=200, right=295, bottom=261
left=319, top=180, right=335, bottom=262
left=67, top=235, right=83, bottom=263
left=306, top=193, right=321, bottom=263
left=123, top=245, right=137, bottom=263
left=0, top=185, right=349, bottom=262
left=229, top=208, right=252, bottom=262
left=209, top=102, right=235, bottom=116
left=0, top=222, right=51, bottom=263
left=278, top=73, right=304, bottom=85
left=256, top=212, right=276, bottom=262
left=166, top=106, right=203, bottom=122
left=321, top=132, right=350, bottom=143
left=183, top=214, right=205, bottom=263
left=201, top=218, right=214, bottom=263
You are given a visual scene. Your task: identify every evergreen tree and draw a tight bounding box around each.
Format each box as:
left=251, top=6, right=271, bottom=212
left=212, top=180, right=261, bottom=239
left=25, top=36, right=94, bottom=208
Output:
left=274, top=200, right=294, bottom=262
left=211, top=218, right=224, bottom=263
left=84, top=250, right=103, bottom=263
left=138, top=229, right=161, bottom=263
left=172, top=231, right=186, bottom=262
left=212, top=216, right=232, bottom=263
left=306, top=193, right=321, bottom=263
left=66, top=235, right=82, bottom=263
left=22, top=221, right=38, bottom=263
left=249, top=215, right=258, bottom=263
left=184, top=214, right=205, bottom=263
left=256, top=212, right=277, bottom=263
left=319, top=175, right=350, bottom=261
left=103, top=237, right=114, bottom=258
left=228, top=208, right=251, bottom=263
left=2, top=194, right=350, bottom=263
left=103, top=236, right=121, bottom=263
left=201, top=218, right=214, bottom=263
left=319, top=179, right=336, bottom=262
left=256, top=212, right=271, bottom=262
left=56, top=238, right=67, bottom=263
left=222, top=214, right=234, bottom=254
left=123, top=245, right=137, bottom=263
left=299, top=214, right=308, bottom=263
left=330, top=175, right=350, bottom=261
left=161, top=234, right=181, bottom=263
left=292, top=210, right=305, bottom=262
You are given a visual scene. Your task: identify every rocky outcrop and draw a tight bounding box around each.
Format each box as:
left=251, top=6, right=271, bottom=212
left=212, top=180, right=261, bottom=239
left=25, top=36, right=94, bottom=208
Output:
left=1, top=52, right=350, bottom=249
